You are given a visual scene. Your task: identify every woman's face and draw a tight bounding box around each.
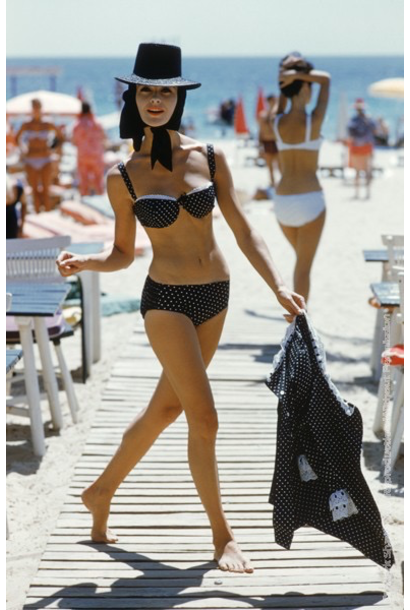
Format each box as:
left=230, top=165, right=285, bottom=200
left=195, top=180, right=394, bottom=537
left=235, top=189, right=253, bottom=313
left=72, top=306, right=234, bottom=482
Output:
left=136, top=85, right=178, bottom=127
left=31, top=101, right=42, bottom=119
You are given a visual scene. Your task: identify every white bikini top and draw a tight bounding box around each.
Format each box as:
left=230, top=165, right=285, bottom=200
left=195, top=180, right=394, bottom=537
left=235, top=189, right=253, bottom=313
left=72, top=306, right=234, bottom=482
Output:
left=24, top=129, right=54, bottom=141
left=273, top=114, right=323, bottom=152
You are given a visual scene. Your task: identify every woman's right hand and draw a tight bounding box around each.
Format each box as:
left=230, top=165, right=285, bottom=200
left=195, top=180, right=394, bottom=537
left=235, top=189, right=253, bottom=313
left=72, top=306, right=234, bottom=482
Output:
left=56, top=251, right=88, bottom=277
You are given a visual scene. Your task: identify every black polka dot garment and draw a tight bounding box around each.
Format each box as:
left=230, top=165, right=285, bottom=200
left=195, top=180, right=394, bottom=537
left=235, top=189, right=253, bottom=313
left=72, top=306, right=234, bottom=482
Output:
left=265, top=312, right=395, bottom=570
left=140, top=276, right=230, bottom=327
left=118, top=144, right=216, bottom=228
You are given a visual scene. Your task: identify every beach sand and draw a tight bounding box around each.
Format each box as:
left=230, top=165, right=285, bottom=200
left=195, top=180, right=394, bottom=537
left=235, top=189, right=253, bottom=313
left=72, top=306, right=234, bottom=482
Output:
left=6, top=140, right=404, bottom=609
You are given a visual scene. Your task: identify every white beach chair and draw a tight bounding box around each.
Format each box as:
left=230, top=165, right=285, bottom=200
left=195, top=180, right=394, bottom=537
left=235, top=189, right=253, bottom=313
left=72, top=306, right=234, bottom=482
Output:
left=390, top=271, right=404, bottom=466
left=6, top=236, right=79, bottom=426
left=369, top=234, right=404, bottom=381
left=373, top=271, right=404, bottom=467
left=381, top=234, right=404, bottom=280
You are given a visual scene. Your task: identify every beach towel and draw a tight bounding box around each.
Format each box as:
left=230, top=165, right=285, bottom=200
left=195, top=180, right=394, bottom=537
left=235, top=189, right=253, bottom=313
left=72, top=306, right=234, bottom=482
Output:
left=265, top=312, right=394, bottom=569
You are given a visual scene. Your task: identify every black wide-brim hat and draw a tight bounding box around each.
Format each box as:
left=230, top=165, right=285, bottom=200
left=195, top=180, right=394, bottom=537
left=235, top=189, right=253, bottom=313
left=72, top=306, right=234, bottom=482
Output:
left=115, top=43, right=201, bottom=90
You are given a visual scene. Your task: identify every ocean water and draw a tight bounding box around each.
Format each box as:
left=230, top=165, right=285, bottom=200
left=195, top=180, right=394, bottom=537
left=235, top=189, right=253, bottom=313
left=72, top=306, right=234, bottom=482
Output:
left=6, top=56, right=404, bottom=142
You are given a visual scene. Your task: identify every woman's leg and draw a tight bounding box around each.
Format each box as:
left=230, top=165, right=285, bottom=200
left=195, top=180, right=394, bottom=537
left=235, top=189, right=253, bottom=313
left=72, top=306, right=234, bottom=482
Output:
left=40, top=162, right=54, bottom=211
left=293, top=209, right=326, bottom=301
left=279, top=209, right=326, bottom=301
left=82, top=371, right=184, bottom=543
left=82, top=307, right=251, bottom=572
left=25, top=165, right=42, bottom=213
left=144, top=309, right=253, bottom=572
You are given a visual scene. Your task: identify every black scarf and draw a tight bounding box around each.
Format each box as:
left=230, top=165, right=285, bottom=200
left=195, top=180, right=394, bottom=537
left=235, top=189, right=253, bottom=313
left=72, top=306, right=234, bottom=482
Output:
left=119, top=85, right=187, bottom=172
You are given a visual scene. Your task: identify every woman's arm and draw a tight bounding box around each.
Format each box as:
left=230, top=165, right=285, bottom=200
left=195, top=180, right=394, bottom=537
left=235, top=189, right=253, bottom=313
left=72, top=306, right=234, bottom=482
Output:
left=280, top=69, right=330, bottom=87
left=15, top=123, right=27, bottom=147
left=214, top=148, right=306, bottom=317
left=275, top=93, right=288, bottom=116
left=280, top=69, right=330, bottom=122
left=57, top=168, right=136, bottom=276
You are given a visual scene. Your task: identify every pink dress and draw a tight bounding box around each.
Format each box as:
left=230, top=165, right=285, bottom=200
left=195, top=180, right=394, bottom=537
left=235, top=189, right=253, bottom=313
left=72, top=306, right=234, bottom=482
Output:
left=72, top=116, right=105, bottom=196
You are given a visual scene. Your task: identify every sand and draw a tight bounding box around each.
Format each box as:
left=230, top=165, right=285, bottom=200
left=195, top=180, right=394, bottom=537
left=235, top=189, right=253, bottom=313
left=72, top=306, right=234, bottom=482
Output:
left=6, top=139, right=404, bottom=609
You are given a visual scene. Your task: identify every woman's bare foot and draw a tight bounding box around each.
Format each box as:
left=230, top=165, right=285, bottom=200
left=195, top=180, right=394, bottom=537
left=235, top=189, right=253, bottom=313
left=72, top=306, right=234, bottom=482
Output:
left=214, top=540, right=254, bottom=573
left=81, top=485, right=118, bottom=543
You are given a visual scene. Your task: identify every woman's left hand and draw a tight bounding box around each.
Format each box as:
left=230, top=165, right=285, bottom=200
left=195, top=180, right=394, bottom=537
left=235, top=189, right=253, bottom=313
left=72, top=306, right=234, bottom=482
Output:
left=278, top=69, right=298, bottom=88
left=275, top=286, right=307, bottom=323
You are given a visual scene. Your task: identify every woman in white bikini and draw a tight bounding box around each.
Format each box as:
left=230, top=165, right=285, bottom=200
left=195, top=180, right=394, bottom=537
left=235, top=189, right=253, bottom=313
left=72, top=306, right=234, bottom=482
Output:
left=16, top=98, right=63, bottom=213
left=272, top=52, right=330, bottom=302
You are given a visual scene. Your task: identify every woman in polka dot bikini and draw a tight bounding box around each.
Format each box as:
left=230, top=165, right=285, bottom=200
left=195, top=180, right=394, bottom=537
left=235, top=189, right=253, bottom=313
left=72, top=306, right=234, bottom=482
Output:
left=57, top=43, right=306, bottom=574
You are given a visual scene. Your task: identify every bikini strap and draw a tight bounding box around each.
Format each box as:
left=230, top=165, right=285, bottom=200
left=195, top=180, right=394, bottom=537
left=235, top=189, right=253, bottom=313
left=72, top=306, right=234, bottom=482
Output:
left=305, top=114, right=312, bottom=143
left=206, top=144, right=216, bottom=181
left=118, top=162, right=137, bottom=201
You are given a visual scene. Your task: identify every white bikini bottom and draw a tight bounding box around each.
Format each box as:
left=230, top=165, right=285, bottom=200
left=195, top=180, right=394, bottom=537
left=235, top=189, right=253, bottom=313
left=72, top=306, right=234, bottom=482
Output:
left=274, top=190, right=326, bottom=227
left=25, top=157, right=52, bottom=170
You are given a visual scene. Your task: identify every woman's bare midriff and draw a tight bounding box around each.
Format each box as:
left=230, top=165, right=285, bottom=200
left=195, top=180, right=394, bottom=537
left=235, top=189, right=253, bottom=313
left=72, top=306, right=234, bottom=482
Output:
left=146, top=214, right=230, bottom=285
left=122, top=138, right=231, bottom=284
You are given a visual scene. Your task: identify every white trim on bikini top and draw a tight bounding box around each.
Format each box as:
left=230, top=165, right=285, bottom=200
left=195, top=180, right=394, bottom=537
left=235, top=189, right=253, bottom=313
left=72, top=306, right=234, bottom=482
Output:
left=136, top=183, right=213, bottom=202
left=273, top=114, right=323, bottom=151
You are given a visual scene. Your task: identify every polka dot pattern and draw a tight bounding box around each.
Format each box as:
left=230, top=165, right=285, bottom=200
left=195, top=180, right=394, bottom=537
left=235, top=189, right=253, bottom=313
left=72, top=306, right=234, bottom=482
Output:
left=140, top=275, right=230, bottom=326
left=265, top=312, right=395, bottom=570
left=118, top=144, right=216, bottom=229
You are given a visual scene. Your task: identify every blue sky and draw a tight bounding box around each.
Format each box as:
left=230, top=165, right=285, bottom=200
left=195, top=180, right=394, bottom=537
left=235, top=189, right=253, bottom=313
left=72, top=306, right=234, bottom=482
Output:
left=7, top=0, right=404, bottom=57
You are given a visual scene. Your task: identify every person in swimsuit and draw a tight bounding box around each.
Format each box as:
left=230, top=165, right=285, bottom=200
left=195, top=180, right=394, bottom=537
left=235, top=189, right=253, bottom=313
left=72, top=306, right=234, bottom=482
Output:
left=56, top=43, right=306, bottom=574
left=347, top=98, right=376, bottom=200
left=271, top=52, right=330, bottom=302
left=257, top=94, right=280, bottom=189
left=72, top=102, right=106, bottom=196
left=15, top=98, right=63, bottom=213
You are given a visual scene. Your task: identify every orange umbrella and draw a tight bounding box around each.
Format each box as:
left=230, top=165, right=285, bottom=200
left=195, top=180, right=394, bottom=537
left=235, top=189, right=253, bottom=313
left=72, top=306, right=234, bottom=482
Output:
left=234, top=97, right=249, bottom=135
left=255, top=87, right=266, bottom=119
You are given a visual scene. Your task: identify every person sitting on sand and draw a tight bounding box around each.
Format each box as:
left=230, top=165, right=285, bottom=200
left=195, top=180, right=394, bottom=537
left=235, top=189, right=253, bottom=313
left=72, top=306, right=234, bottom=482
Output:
left=271, top=52, right=330, bottom=302
left=57, top=42, right=305, bottom=574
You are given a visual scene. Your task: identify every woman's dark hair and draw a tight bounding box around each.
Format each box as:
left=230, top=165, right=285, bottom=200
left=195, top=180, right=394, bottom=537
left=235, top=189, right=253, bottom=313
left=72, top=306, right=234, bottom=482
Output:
left=81, top=102, right=92, bottom=114
left=279, top=52, right=314, bottom=98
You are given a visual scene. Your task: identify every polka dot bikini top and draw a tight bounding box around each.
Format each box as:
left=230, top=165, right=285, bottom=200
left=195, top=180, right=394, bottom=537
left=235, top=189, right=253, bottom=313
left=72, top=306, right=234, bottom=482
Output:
left=117, top=144, right=216, bottom=229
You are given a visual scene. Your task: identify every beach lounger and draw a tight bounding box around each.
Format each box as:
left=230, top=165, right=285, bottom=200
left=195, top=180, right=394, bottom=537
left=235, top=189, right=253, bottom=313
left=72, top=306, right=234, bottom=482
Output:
left=60, top=199, right=111, bottom=226
left=6, top=237, right=79, bottom=426
left=23, top=211, right=150, bottom=256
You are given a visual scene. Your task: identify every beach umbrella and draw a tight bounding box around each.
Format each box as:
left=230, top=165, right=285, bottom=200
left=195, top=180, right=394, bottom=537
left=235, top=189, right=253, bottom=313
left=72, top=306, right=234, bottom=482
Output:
left=234, top=97, right=249, bottom=135
left=368, top=78, right=404, bottom=100
left=255, top=87, right=266, bottom=119
left=6, top=90, right=82, bottom=116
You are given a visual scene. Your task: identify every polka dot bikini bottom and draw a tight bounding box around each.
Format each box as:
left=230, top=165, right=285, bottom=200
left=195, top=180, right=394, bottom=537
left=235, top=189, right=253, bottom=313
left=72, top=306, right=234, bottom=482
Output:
left=140, top=276, right=230, bottom=327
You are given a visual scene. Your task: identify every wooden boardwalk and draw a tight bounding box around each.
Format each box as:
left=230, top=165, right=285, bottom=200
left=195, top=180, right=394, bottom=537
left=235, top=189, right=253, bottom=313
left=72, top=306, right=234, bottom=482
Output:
left=23, top=308, right=390, bottom=609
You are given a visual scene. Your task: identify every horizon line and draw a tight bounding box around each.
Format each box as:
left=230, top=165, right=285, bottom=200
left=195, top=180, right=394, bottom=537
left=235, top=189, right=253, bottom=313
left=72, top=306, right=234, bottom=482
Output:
left=7, top=53, right=404, bottom=60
